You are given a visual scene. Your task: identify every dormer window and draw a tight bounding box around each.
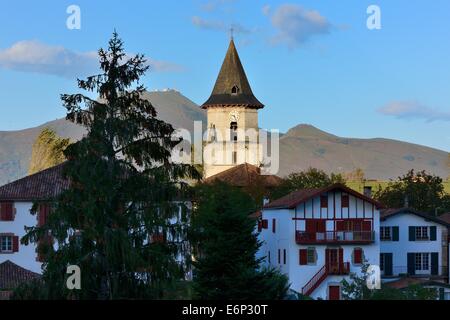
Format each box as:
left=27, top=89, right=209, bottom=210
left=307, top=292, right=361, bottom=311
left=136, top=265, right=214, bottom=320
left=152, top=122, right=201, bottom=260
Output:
left=231, top=85, right=239, bottom=95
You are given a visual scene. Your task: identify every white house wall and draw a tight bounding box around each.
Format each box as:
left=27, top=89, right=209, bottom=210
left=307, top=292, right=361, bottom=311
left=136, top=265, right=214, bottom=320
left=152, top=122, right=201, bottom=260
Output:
left=0, top=202, right=41, bottom=273
left=380, top=213, right=446, bottom=277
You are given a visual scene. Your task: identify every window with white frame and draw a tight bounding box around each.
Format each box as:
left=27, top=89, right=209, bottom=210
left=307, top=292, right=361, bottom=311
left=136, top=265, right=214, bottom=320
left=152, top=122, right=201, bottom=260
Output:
left=415, top=227, right=429, bottom=240
left=0, top=235, right=13, bottom=252
left=415, top=253, right=429, bottom=271
left=380, top=227, right=391, bottom=241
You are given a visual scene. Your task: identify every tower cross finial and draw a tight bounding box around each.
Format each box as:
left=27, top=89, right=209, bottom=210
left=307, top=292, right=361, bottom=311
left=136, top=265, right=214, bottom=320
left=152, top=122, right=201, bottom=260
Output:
left=230, top=25, right=234, bottom=40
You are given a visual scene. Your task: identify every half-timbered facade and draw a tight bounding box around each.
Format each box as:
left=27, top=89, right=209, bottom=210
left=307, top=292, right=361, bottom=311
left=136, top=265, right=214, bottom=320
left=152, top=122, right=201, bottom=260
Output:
left=259, top=184, right=383, bottom=300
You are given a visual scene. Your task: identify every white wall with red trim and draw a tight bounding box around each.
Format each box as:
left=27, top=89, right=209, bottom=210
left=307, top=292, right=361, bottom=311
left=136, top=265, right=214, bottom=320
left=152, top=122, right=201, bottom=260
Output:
left=0, top=201, right=42, bottom=273
left=258, top=191, right=380, bottom=300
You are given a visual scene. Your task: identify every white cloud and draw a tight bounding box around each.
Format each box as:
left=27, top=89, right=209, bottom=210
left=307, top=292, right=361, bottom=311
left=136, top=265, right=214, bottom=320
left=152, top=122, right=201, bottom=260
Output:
left=378, top=101, right=450, bottom=122
left=262, top=5, right=271, bottom=16
left=0, top=40, right=183, bottom=78
left=268, top=4, right=332, bottom=48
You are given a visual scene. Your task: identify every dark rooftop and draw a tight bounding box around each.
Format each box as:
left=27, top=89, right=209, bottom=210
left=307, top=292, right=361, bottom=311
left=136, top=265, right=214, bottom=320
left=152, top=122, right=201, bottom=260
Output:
left=201, top=39, right=264, bottom=109
left=0, top=260, right=41, bottom=290
left=0, top=163, right=69, bottom=201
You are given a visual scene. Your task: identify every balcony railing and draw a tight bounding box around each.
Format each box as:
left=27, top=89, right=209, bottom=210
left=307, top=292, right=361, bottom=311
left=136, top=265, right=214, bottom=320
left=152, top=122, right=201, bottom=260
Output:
left=327, top=262, right=351, bottom=275
left=296, top=231, right=375, bottom=244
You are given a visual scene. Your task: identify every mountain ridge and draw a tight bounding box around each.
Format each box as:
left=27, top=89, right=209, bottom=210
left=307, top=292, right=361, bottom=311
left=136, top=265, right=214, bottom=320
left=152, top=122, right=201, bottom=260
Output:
left=0, top=90, right=448, bottom=185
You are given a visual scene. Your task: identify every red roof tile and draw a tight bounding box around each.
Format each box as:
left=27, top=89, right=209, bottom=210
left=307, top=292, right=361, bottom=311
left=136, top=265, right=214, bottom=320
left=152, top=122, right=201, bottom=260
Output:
left=264, top=183, right=384, bottom=209
left=438, top=213, right=450, bottom=224
left=0, top=260, right=41, bottom=290
left=203, top=163, right=283, bottom=188
left=0, top=163, right=69, bottom=201
left=380, top=208, right=450, bottom=227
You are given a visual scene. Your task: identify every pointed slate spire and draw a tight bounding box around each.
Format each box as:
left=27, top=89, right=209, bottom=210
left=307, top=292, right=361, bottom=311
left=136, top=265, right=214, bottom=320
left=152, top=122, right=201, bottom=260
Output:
left=201, top=39, right=264, bottom=109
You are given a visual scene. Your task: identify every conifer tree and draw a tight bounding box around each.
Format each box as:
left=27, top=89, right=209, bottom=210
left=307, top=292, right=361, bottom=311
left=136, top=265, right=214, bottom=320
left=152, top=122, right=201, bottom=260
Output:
left=22, top=32, right=199, bottom=299
left=190, top=182, right=289, bottom=299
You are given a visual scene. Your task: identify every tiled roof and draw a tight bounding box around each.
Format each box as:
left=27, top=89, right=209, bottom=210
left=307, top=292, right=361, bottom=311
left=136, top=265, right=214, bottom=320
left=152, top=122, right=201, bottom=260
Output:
left=380, top=208, right=450, bottom=227
left=0, top=260, right=41, bottom=290
left=438, top=212, right=450, bottom=224
left=0, top=163, right=69, bottom=201
left=264, top=183, right=384, bottom=209
left=201, top=39, right=264, bottom=109
left=385, top=277, right=450, bottom=290
left=203, top=163, right=283, bottom=188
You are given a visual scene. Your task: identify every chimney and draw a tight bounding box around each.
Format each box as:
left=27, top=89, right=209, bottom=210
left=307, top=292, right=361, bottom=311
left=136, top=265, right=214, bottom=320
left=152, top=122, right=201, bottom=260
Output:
left=263, top=197, right=270, bottom=206
left=363, top=186, right=372, bottom=198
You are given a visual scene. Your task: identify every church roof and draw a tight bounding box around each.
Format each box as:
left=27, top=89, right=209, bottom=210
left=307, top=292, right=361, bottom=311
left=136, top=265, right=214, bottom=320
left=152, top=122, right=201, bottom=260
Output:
left=201, top=39, right=264, bottom=109
left=203, top=163, right=282, bottom=188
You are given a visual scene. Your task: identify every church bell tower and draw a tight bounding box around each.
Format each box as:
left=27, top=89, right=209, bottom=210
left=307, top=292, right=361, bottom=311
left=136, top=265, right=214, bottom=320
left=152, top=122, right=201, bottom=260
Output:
left=201, top=39, right=264, bottom=178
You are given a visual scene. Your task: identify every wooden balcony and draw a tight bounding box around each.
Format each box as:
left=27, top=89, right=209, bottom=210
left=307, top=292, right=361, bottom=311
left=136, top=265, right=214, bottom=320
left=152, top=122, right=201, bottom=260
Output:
left=296, top=231, right=375, bottom=244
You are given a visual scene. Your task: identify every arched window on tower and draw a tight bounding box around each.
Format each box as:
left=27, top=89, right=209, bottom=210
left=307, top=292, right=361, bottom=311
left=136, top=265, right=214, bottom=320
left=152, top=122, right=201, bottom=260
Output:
left=210, top=124, right=216, bottom=142
left=230, top=122, right=238, bottom=142
left=231, top=85, right=239, bottom=95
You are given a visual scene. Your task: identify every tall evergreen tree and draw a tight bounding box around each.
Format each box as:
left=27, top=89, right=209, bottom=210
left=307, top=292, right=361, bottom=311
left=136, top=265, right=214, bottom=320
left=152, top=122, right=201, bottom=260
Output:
left=190, top=182, right=289, bottom=300
left=21, top=32, right=199, bottom=299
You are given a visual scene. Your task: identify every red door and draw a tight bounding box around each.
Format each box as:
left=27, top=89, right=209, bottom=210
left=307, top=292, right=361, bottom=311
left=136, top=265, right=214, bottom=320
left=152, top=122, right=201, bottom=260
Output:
left=329, top=285, right=340, bottom=300
left=326, top=248, right=344, bottom=274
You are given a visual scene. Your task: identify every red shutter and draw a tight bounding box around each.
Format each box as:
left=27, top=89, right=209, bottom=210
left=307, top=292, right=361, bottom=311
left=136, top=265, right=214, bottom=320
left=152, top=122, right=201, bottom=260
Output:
left=38, top=204, right=50, bottom=226
left=341, top=195, right=349, bottom=208
left=320, top=196, right=328, bottom=208
left=318, top=220, right=326, bottom=233
left=12, top=236, right=19, bottom=252
left=272, top=219, right=276, bottom=233
left=362, top=220, right=371, bottom=231
left=262, top=219, right=268, bottom=229
left=354, top=248, right=362, bottom=264
left=257, top=221, right=262, bottom=232
left=299, top=249, right=307, bottom=265
left=0, top=202, right=14, bottom=221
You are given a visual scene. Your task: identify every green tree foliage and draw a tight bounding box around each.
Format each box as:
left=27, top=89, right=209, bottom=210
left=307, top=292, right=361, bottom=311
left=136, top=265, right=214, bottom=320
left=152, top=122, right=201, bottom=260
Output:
left=341, top=262, right=438, bottom=300
left=190, top=182, right=290, bottom=299
left=28, top=127, right=71, bottom=175
left=345, top=168, right=365, bottom=182
left=271, top=168, right=346, bottom=200
left=20, top=32, right=199, bottom=299
left=373, top=169, right=450, bottom=215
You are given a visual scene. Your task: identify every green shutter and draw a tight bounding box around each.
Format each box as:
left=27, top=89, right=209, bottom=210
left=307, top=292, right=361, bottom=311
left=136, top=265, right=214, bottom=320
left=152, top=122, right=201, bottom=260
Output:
left=392, top=226, right=399, bottom=241
left=408, top=226, right=416, bottom=241
left=431, top=252, right=439, bottom=275
left=384, top=253, right=393, bottom=276
left=430, top=226, right=437, bottom=241
left=439, top=288, right=445, bottom=300
left=407, top=253, right=415, bottom=275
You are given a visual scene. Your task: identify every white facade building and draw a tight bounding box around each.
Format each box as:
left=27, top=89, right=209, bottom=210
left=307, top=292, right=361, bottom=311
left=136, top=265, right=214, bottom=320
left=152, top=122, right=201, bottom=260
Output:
left=259, top=184, right=382, bottom=300
left=0, top=164, right=67, bottom=274
left=379, top=208, right=449, bottom=282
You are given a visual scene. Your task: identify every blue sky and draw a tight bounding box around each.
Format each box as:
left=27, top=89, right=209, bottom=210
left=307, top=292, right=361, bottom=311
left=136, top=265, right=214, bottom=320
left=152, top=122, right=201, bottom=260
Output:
left=0, top=0, right=449, bottom=151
